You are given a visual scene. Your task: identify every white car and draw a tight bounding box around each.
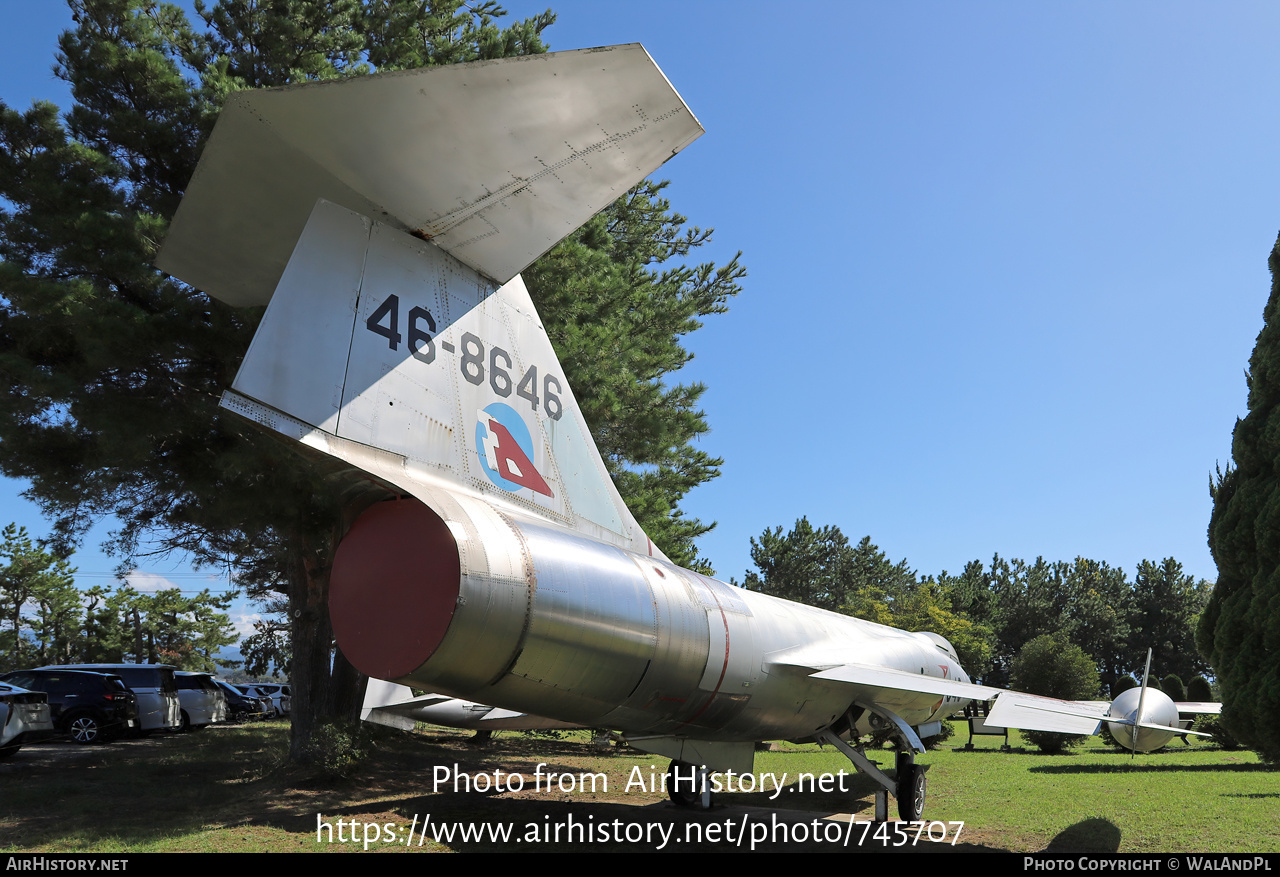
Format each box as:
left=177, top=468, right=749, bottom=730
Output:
left=0, top=680, right=54, bottom=757
left=242, top=683, right=291, bottom=717
left=174, top=672, right=228, bottom=731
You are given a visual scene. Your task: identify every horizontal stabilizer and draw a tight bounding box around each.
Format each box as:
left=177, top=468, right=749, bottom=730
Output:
left=362, top=687, right=582, bottom=731
left=361, top=678, right=418, bottom=731
left=158, top=44, right=703, bottom=306
left=986, top=692, right=1111, bottom=735
left=1174, top=701, right=1222, bottom=715
left=1113, top=719, right=1211, bottom=738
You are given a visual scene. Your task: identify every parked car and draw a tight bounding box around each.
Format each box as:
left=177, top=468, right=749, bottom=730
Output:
left=214, top=680, right=267, bottom=721
left=0, top=669, right=138, bottom=744
left=174, top=672, right=227, bottom=731
left=239, top=683, right=290, bottom=717
left=39, top=664, right=181, bottom=733
left=0, top=679, right=54, bottom=757
left=233, top=685, right=275, bottom=717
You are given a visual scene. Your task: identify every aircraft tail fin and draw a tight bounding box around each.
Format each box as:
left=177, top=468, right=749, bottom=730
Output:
left=221, top=198, right=661, bottom=557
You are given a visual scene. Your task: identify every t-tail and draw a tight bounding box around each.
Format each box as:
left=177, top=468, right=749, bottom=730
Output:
left=158, top=44, right=703, bottom=564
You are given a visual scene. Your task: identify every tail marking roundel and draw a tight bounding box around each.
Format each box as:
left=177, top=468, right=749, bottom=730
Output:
left=475, top=402, right=554, bottom=497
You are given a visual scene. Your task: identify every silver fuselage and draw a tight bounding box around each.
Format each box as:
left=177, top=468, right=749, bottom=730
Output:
left=330, top=495, right=967, bottom=745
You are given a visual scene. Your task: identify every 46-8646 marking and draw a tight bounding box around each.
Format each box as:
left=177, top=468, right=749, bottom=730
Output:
left=365, top=293, right=563, bottom=420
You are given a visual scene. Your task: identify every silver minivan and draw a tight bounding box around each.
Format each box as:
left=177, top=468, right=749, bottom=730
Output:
left=174, top=672, right=227, bottom=730
left=39, top=664, right=181, bottom=733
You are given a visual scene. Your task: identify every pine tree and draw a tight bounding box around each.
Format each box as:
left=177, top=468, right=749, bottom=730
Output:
left=1130, top=558, right=1210, bottom=682
left=1061, top=557, right=1131, bottom=694
left=739, top=520, right=994, bottom=672
left=986, top=556, right=1069, bottom=682
left=0, top=525, right=79, bottom=671
left=1202, top=233, right=1280, bottom=762
left=523, top=183, right=744, bottom=571
left=740, top=518, right=860, bottom=612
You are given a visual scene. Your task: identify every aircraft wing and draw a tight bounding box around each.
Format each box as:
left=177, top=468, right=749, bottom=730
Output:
left=804, top=661, right=1004, bottom=702
left=783, top=656, right=1119, bottom=736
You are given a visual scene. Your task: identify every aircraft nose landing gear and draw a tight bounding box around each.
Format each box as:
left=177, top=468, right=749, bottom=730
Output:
left=895, top=751, right=927, bottom=821
left=666, top=759, right=711, bottom=809
left=816, top=716, right=930, bottom=822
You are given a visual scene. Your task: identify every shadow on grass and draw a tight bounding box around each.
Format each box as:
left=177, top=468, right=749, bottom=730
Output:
left=1045, top=818, right=1122, bottom=853
left=1028, top=762, right=1275, bottom=775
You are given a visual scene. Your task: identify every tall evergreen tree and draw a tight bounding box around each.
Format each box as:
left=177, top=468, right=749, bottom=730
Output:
left=1202, top=233, right=1280, bottom=762
left=986, top=555, right=1069, bottom=682
left=113, top=585, right=238, bottom=671
left=740, top=518, right=858, bottom=612
left=0, top=524, right=79, bottom=671
left=523, top=184, right=744, bottom=571
left=1061, top=557, right=1131, bottom=693
left=1130, top=558, right=1210, bottom=683
left=740, top=520, right=993, bottom=672
left=0, top=1, right=738, bottom=759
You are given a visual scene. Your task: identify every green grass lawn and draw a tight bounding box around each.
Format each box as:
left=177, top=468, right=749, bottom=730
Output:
left=1, top=722, right=1275, bottom=853
left=750, top=735, right=1278, bottom=852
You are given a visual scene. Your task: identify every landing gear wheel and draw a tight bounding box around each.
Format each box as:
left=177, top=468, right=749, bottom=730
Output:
left=895, top=752, right=926, bottom=821
left=666, top=760, right=701, bottom=807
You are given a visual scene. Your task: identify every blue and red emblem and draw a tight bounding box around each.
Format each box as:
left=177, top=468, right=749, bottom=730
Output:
left=475, top=402, right=554, bottom=497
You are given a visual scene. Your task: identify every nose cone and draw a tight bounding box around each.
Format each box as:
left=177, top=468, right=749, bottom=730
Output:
left=1105, top=687, right=1180, bottom=752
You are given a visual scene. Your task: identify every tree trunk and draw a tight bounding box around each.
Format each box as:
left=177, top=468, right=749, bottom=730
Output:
left=331, top=647, right=367, bottom=722
left=288, top=539, right=335, bottom=762
left=286, top=502, right=370, bottom=761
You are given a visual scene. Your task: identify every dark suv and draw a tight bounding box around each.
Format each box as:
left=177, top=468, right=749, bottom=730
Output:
left=0, top=670, right=139, bottom=744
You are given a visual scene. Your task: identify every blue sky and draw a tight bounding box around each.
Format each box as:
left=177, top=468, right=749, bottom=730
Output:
left=3, top=1, right=1276, bottom=617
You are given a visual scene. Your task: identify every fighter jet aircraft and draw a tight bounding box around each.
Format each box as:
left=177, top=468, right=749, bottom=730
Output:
left=158, top=44, right=1218, bottom=820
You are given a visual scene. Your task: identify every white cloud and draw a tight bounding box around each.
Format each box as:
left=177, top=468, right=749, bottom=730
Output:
left=231, top=611, right=262, bottom=639
left=122, top=570, right=180, bottom=593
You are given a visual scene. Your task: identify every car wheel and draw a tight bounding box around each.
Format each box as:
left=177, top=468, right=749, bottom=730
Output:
left=180, top=710, right=191, bottom=732
left=68, top=714, right=103, bottom=745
